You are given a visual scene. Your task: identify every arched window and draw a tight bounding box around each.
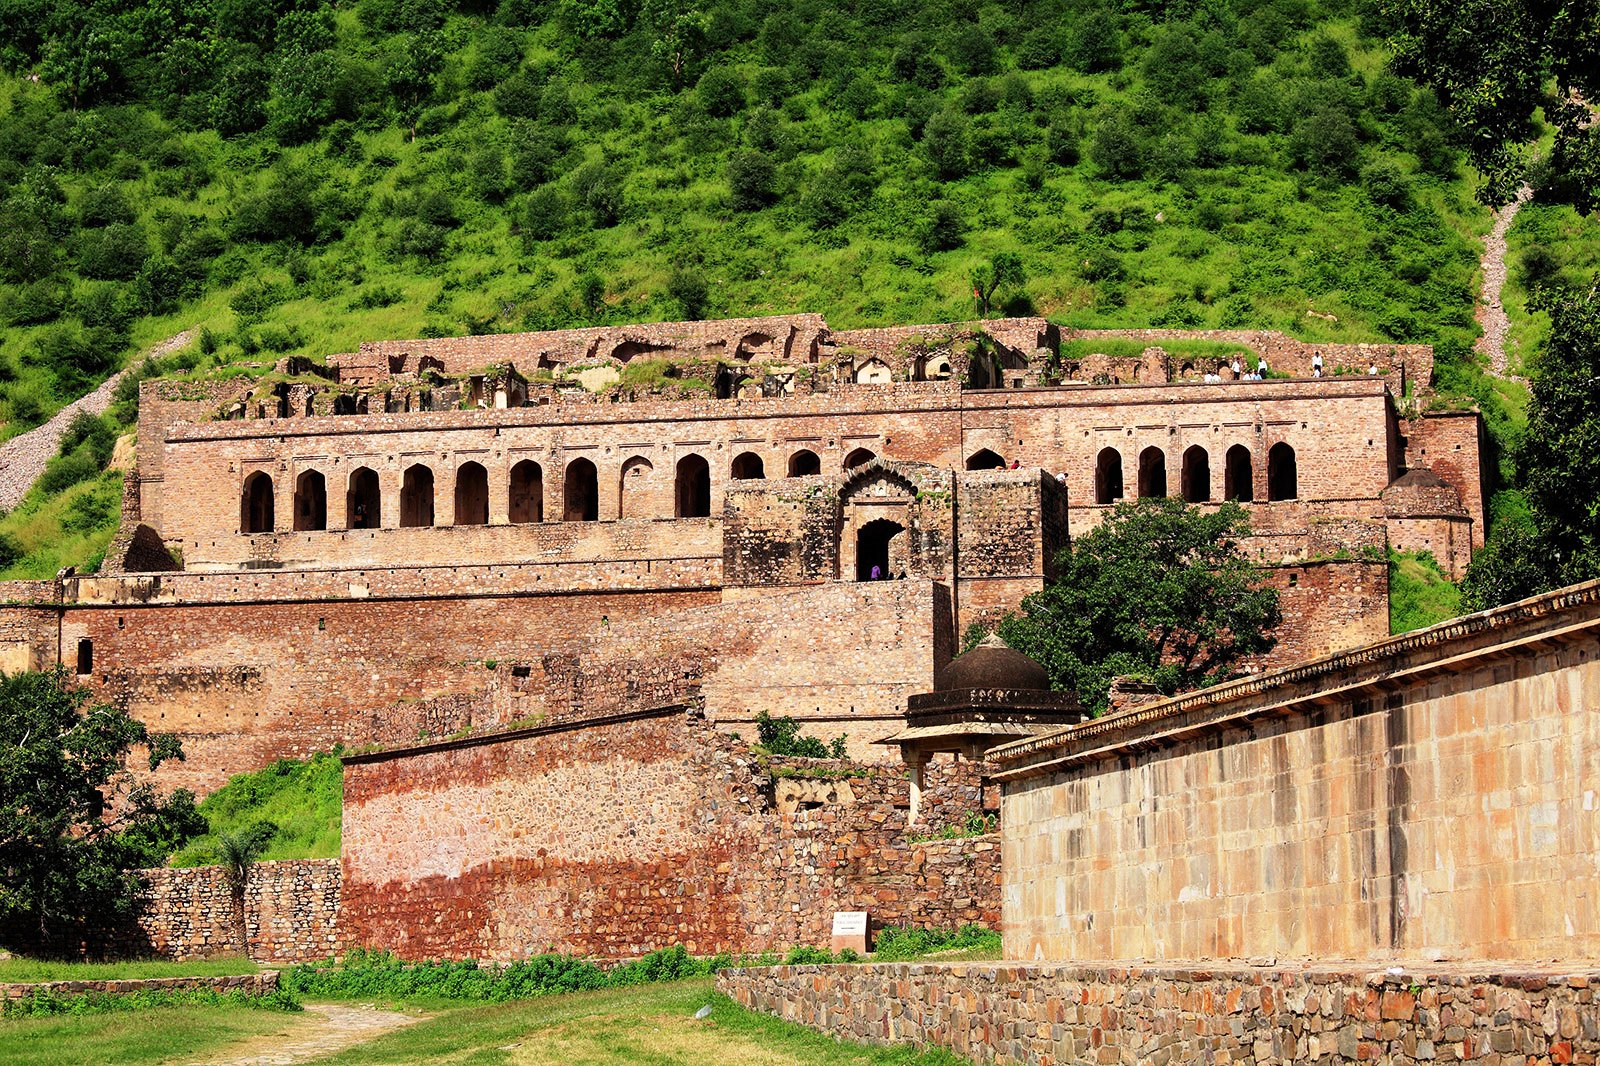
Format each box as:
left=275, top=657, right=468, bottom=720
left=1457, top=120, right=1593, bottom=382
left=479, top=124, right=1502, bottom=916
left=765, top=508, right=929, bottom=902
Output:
left=347, top=467, right=381, bottom=529
left=1268, top=442, right=1298, bottom=501
left=564, top=457, right=598, bottom=521
left=856, top=518, right=905, bottom=581
left=1138, top=447, right=1167, bottom=498
left=293, top=470, right=327, bottom=531
left=966, top=449, right=1005, bottom=470
left=454, top=462, right=488, bottom=525
left=843, top=448, right=876, bottom=470
left=1180, top=446, right=1210, bottom=503
left=730, top=452, right=765, bottom=480
left=675, top=454, right=711, bottom=518
left=618, top=456, right=652, bottom=519
left=242, top=471, right=274, bottom=533
left=76, top=637, right=92, bottom=675
left=400, top=465, right=435, bottom=527
left=854, top=360, right=892, bottom=384
left=1224, top=445, right=1253, bottom=503
left=788, top=449, right=821, bottom=476
left=509, top=460, right=543, bottom=523
left=1094, top=448, right=1123, bottom=505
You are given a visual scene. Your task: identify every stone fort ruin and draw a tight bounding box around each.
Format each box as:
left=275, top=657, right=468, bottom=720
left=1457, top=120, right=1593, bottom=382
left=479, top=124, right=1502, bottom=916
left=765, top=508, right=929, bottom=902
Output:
left=0, top=313, right=1491, bottom=963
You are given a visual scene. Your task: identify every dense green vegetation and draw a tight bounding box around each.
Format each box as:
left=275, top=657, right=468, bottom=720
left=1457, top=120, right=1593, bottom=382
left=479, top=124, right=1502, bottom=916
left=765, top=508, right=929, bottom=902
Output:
left=2, top=984, right=299, bottom=1018
left=998, top=498, right=1280, bottom=712
left=1387, top=549, right=1462, bottom=633
left=0, top=2, right=1505, bottom=451
left=170, top=750, right=343, bottom=866
left=0, top=667, right=200, bottom=953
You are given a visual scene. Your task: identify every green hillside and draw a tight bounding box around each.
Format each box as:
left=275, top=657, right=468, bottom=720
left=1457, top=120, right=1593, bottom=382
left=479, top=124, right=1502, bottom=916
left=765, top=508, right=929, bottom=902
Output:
left=0, top=0, right=1590, bottom=581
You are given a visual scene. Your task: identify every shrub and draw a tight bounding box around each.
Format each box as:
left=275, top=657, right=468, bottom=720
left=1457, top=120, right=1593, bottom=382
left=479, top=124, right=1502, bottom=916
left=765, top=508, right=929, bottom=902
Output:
left=3, top=279, right=68, bottom=325
left=1291, top=109, right=1359, bottom=178
left=519, top=184, right=568, bottom=242
left=697, top=67, right=746, bottom=118
left=922, top=109, right=970, bottom=180
left=727, top=150, right=776, bottom=211
left=1361, top=156, right=1410, bottom=207
left=919, top=200, right=964, bottom=252
left=667, top=268, right=710, bottom=320
left=0, top=532, right=23, bottom=570
left=754, top=711, right=848, bottom=759
left=77, top=223, right=149, bottom=280
left=945, top=25, right=996, bottom=76
left=63, top=487, right=117, bottom=535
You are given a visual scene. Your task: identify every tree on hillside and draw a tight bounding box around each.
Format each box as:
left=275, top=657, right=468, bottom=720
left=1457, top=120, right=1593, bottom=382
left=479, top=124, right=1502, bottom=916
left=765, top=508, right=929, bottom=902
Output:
left=1462, top=284, right=1600, bottom=608
left=970, top=252, right=1024, bottom=317
left=1388, top=0, right=1600, bottom=208
left=996, top=498, right=1281, bottom=714
left=0, top=667, right=203, bottom=952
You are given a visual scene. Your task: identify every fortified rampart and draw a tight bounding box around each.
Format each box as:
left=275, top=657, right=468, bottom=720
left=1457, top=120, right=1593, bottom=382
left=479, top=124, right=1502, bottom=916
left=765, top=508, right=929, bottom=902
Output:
left=0, top=314, right=1486, bottom=798
left=337, top=705, right=998, bottom=961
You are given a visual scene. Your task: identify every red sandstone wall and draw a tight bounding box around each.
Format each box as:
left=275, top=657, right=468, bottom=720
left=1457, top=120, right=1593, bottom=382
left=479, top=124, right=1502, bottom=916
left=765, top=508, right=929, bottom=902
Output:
left=62, top=586, right=719, bottom=795
left=1402, top=412, right=1487, bottom=545
left=339, top=709, right=998, bottom=961
left=0, top=584, right=61, bottom=674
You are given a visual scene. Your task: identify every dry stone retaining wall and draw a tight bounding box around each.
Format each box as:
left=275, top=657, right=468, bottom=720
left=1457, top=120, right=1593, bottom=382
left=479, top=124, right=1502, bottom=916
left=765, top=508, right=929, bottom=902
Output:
left=2, top=971, right=280, bottom=1002
left=133, top=860, right=341, bottom=964
left=718, top=961, right=1600, bottom=1066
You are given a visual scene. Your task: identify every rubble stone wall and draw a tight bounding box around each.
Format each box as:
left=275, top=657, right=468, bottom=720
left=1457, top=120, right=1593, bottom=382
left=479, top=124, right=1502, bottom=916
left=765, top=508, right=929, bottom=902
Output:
left=718, top=961, right=1600, bottom=1066
left=131, top=860, right=341, bottom=963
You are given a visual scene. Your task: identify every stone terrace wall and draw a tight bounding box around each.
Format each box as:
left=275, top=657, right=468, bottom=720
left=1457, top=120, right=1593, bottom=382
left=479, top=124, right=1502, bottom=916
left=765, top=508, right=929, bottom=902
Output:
left=718, top=961, right=1600, bottom=1066
left=2, top=971, right=281, bottom=1001
left=129, top=860, right=341, bottom=964
left=995, top=580, right=1600, bottom=964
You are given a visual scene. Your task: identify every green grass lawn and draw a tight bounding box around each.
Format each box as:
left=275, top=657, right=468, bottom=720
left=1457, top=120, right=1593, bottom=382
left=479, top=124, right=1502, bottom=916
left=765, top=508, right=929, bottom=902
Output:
left=317, top=979, right=968, bottom=1066
left=0, top=978, right=972, bottom=1065
left=0, top=1004, right=298, bottom=1066
left=0, top=956, right=258, bottom=983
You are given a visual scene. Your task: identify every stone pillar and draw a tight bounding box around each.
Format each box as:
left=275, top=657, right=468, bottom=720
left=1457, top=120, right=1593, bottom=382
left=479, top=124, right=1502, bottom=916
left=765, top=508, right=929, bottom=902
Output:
left=489, top=459, right=510, bottom=525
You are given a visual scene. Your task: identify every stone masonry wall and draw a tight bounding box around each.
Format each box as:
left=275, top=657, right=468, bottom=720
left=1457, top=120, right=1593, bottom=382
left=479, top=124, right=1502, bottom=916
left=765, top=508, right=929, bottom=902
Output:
left=2, top=971, right=281, bottom=1001
left=128, top=860, right=341, bottom=964
left=339, top=708, right=999, bottom=961
left=718, top=961, right=1600, bottom=1066
left=999, top=586, right=1600, bottom=964
left=62, top=585, right=719, bottom=795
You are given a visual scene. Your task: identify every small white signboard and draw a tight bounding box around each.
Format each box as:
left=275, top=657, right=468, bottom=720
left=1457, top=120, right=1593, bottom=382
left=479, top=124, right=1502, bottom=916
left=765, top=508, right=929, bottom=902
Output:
left=831, top=911, right=868, bottom=937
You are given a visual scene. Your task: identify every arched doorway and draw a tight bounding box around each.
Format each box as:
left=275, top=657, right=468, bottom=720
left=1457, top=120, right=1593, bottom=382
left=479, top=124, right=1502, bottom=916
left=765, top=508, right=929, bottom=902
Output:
left=1224, top=445, right=1253, bottom=502
left=966, top=449, right=1005, bottom=470
left=675, top=455, right=711, bottom=517
left=242, top=472, right=274, bottom=533
left=454, top=462, right=488, bottom=525
left=400, top=465, right=435, bottom=527
left=509, top=460, right=543, bottom=523
left=1094, top=448, right=1123, bottom=505
left=843, top=447, right=876, bottom=470
left=293, top=470, right=327, bottom=531
left=856, top=518, right=905, bottom=581
left=1268, top=442, right=1298, bottom=501
left=1180, top=446, right=1210, bottom=503
left=619, top=456, right=653, bottom=519
left=788, top=449, right=821, bottom=476
left=1138, top=447, right=1167, bottom=498
left=730, top=452, right=765, bottom=480
left=564, top=457, right=598, bottom=521
left=347, top=467, right=380, bottom=528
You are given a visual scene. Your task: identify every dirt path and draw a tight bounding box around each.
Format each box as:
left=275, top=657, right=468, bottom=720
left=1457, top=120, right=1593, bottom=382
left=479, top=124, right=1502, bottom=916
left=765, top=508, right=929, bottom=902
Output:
left=183, top=1002, right=425, bottom=1066
left=1474, top=184, right=1533, bottom=380
left=0, top=328, right=194, bottom=512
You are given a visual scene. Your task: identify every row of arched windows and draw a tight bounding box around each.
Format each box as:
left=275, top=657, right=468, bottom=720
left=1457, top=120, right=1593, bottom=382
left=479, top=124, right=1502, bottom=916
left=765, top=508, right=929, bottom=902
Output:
left=1092, top=443, right=1296, bottom=505
left=240, top=447, right=881, bottom=533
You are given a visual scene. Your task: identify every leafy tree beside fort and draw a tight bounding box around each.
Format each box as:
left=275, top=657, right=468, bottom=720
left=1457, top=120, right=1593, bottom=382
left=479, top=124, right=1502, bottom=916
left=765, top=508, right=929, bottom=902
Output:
left=997, top=498, right=1281, bottom=714
left=0, top=667, right=203, bottom=951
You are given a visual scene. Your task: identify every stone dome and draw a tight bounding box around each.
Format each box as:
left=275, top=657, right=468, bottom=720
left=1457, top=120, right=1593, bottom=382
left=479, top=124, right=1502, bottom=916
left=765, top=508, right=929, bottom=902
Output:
left=1382, top=468, right=1467, bottom=517
left=934, top=633, right=1050, bottom=692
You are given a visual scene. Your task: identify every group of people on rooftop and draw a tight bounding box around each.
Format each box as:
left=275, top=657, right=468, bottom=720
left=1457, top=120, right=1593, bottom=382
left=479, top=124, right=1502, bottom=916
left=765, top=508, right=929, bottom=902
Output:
left=1198, top=353, right=1381, bottom=383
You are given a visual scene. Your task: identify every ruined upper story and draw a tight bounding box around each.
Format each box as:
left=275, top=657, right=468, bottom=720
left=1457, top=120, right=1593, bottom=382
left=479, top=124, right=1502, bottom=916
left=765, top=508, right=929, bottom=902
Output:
left=126, top=315, right=1477, bottom=578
